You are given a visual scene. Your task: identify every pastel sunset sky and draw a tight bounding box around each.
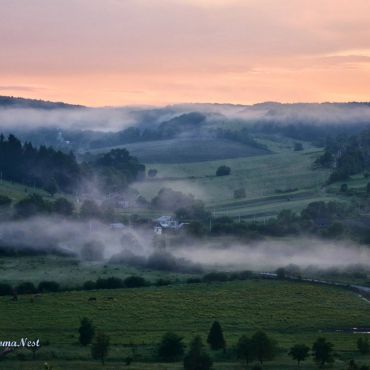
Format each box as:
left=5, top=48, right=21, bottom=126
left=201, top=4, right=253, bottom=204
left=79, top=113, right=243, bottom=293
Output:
left=1, top=0, right=370, bottom=106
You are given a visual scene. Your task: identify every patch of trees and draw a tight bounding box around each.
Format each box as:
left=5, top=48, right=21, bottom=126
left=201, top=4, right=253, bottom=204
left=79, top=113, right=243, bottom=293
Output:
left=90, top=112, right=207, bottom=148
left=85, top=276, right=149, bottom=290
left=207, top=201, right=350, bottom=240
left=294, top=142, right=304, bottom=151
left=216, top=165, right=231, bottom=176
left=315, top=130, right=370, bottom=184
left=14, top=194, right=74, bottom=218
left=0, top=195, right=12, bottom=207
left=151, top=188, right=210, bottom=221
left=91, top=148, right=145, bottom=192
left=0, top=134, right=146, bottom=196
left=0, top=134, right=81, bottom=193
left=215, top=128, right=269, bottom=151
left=148, top=168, right=158, bottom=177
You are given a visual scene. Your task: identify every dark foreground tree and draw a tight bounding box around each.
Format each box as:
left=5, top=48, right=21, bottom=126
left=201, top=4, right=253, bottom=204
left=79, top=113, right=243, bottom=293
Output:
left=91, top=332, right=110, bottom=365
left=236, top=335, right=254, bottom=367
left=79, top=318, right=95, bottom=346
left=312, top=337, right=334, bottom=367
left=251, top=331, right=276, bottom=365
left=158, top=332, right=185, bottom=362
left=183, top=336, right=213, bottom=370
left=357, top=336, right=370, bottom=354
left=207, top=321, right=226, bottom=350
left=289, top=344, right=310, bottom=367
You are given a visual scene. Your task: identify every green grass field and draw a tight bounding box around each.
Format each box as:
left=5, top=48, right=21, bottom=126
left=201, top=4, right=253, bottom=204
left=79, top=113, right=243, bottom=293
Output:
left=0, top=180, right=50, bottom=202
left=134, top=146, right=332, bottom=219
left=0, top=280, right=369, bottom=369
left=0, top=256, right=194, bottom=288
left=91, top=138, right=271, bottom=164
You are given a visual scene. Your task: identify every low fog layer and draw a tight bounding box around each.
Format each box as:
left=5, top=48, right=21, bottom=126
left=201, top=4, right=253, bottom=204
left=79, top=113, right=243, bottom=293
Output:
left=2, top=102, right=370, bottom=132
left=1, top=217, right=369, bottom=273
left=174, top=239, right=370, bottom=271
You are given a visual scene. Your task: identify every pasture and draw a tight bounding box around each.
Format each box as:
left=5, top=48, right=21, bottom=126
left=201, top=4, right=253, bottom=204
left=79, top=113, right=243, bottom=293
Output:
left=0, top=280, right=369, bottom=369
left=0, top=256, right=193, bottom=288
left=90, top=138, right=270, bottom=164
left=134, top=146, right=332, bottom=219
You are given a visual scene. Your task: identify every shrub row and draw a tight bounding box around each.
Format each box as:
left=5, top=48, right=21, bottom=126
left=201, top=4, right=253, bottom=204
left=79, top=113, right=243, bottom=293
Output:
left=0, top=270, right=258, bottom=297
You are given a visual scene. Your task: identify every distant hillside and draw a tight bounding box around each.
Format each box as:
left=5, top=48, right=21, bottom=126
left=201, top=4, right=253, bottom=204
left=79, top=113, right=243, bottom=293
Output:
left=0, top=95, right=83, bottom=110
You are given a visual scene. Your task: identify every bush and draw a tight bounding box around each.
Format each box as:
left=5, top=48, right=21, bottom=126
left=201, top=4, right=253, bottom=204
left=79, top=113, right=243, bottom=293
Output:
left=124, top=276, right=148, bottom=288
left=276, top=267, right=286, bottom=279
left=16, top=282, right=37, bottom=294
left=91, top=332, right=110, bottom=365
left=148, top=169, right=158, bottom=178
left=80, top=200, right=101, bottom=219
left=38, top=281, right=60, bottom=293
left=0, top=283, right=13, bottom=296
left=95, top=277, right=124, bottom=289
left=53, top=197, right=74, bottom=216
left=216, top=165, right=231, bottom=177
left=340, top=183, right=348, bottom=193
left=79, top=317, right=95, bottom=346
left=234, top=188, right=246, bottom=199
left=158, top=332, right=185, bottom=362
left=207, top=321, right=226, bottom=350
left=203, top=272, right=229, bottom=283
left=184, top=336, right=212, bottom=370
left=357, top=337, right=370, bottom=354
left=83, top=281, right=97, bottom=290
left=294, top=143, right=303, bottom=151
left=15, top=194, right=51, bottom=218
left=0, top=195, right=12, bottom=207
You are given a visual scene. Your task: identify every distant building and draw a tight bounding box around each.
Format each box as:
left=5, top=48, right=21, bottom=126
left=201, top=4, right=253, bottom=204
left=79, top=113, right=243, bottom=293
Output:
left=153, top=216, right=187, bottom=233
left=110, top=223, right=126, bottom=230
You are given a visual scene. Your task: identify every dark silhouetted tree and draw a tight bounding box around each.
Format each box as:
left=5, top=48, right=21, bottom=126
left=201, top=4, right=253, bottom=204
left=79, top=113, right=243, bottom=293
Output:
left=251, top=331, right=276, bottom=365
left=79, top=318, right=95, bottom=346
left=357, top=337, right=370, bottom=354
left=183, top=336, right=213, bottom=370
left=216, top=165, right=231, bottom=176
left=289, top=344, right=310, bottom=367
left=236, top=335, right=254, bottom=367
left=207, top=321, right=226, bottom=350
left=148, top=169, right=158, bottom=177
left=53, top=197, right=74, bottom=216
left=91, top=332, right=110, bottom=365
left=157, top=332, right=185, bottom=362
left=312, top=337, right=334, bottom=367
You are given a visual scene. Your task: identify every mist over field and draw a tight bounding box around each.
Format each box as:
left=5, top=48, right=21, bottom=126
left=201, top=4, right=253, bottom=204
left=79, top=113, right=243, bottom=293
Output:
left=1, top=216, right=369, bottom=273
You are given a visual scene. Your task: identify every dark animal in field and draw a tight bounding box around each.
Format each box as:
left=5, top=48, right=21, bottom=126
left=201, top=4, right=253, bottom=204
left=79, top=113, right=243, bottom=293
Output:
left=88, top=297, right=97, bottom=302
left=11, top=295, right=18, bottom=301
left=106, top=297, right=115, bottom=301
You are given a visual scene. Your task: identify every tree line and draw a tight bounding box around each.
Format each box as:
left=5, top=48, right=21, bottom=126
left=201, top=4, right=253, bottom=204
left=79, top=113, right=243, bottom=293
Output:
left=75, top=319, right=370, bottom=369
left=0, top=133, right=145, bottom=195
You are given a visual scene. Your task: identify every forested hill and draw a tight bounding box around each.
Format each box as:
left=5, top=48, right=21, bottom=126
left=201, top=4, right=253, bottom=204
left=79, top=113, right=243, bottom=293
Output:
left=0, top=95, right=83, bottom=109
left=315, top=129, right=370, bottom=183
left=0, top=134, right=145, bottom=194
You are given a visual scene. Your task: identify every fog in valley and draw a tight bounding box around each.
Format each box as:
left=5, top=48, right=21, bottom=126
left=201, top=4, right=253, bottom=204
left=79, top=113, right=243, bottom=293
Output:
left=1, top=216, right=369, bottom=274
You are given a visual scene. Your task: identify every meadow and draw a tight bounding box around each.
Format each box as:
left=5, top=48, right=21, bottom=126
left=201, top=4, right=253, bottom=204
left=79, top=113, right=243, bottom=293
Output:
left=0, top=280, right=369, bottom=369
left=0, top=256, right=194, bottom=288
left=133, top=141, right=333, bottom=220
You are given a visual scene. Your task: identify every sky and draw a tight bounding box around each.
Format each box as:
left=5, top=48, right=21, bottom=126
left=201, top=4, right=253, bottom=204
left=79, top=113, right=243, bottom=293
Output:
left=1, top=0, right=370, bottom=107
